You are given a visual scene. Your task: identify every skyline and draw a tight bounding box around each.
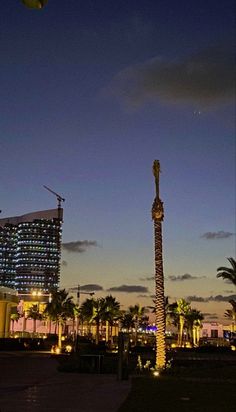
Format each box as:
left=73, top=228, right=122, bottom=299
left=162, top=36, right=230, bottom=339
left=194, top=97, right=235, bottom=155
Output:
left=0, top=1, right=235, bottom=322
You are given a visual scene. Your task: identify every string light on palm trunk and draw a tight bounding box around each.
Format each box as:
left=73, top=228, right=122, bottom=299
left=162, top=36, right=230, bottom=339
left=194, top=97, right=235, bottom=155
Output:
left=152, top=160, right=166, bottom=370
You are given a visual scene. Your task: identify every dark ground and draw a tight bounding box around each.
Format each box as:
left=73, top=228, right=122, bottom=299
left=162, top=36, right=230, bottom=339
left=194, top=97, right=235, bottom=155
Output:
left=0, top=351, right=130, bottom=412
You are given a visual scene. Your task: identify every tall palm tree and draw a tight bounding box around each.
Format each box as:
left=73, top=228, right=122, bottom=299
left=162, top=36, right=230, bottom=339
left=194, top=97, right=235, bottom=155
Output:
left=128, top=304, right=146, bottom=346
left=27, top=304, right=43, bottom=333
left=44, top=289, right=75, bottom=348
left=217, top=257, right=236, bottom=286
left=152, top=160, right=166, bottom=369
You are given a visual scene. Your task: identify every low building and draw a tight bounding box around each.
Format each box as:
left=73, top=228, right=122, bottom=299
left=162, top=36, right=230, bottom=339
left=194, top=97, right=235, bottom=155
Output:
left=0, top=287, right=19, bottom=338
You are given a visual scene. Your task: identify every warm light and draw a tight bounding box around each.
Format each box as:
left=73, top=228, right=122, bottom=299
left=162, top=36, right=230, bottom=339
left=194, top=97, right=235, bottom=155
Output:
left=65, top=345, right=72, bottom=353
left=32, top=291, right=37, bottom=296
left=231, top=345, right=236, bottom=351
left=51, top=345, right=61, bottom=354
left=153, top=370, right=160, bottom=377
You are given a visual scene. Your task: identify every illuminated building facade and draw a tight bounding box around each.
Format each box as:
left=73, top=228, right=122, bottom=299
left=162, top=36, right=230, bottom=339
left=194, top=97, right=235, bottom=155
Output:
left=0, top=209, right=63, bottom=294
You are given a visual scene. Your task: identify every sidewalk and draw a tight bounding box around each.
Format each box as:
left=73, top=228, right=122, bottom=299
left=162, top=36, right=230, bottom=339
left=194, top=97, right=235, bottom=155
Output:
left=0, top=353, right=131, bottom=412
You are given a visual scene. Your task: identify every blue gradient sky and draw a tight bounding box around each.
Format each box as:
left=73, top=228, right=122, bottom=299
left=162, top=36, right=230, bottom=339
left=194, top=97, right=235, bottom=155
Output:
left=1, top=1, right=235, bottom=322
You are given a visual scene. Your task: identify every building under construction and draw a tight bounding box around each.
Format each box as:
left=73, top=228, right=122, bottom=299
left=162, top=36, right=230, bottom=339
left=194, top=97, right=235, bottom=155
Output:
left=0, top=208, right=63, bottom=295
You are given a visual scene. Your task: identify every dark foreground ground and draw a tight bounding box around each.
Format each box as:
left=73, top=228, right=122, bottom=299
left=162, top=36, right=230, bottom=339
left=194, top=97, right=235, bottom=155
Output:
left=0, top=350, right=235, bottom=412
left=118, top=353, right=236, bottom=412
left=0, top=352, right=130, bottom=412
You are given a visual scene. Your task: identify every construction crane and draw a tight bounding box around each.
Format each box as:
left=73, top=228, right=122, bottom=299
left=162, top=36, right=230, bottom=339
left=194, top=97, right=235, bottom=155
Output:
left=43, top=185, right=65, bottom=209
left=67, top=285, right=95, bottom=306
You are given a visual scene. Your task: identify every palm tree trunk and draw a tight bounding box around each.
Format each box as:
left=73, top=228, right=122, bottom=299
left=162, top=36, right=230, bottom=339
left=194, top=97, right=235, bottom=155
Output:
left=105, top=320, right=109, bottom=342
left=95, top=320, right=100, bottom=345
left=178, top=316, right=184, bottom=347
left=154, top=220, right=166, bottom=369
left=58, top=321, right=62, bottom=349
left=33, top=319, right=36, bottom=333
left=196, top=326, right=200, bottom=345
left=192, top=326, right=196, bottom=346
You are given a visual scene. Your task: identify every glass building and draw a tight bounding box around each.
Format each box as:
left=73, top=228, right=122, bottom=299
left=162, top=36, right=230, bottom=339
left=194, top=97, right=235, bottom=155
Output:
left=0, top=209, right=63, bottom=294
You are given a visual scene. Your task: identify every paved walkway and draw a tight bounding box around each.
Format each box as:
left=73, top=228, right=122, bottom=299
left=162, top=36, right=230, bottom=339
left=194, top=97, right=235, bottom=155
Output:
left=0, top=353, right=131, bottom=412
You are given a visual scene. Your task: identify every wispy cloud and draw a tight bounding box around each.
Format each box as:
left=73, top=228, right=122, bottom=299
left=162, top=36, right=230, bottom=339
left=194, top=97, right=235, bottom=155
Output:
left=108, top=47, right=235, bottom=108
left=81, top=284, right=103, bottom=291
left=139, top=276, right=154, bottom=281
left=62, top=240, right=98, bottom=253
left=107, top=285, right=149, bottom=293
left=187, top=295, right=207, bottom=302
left=168, top=274, right=205, bottom=282
left=68, top=284, right=103, bottom=293
left=201, top=231, right=234, bottom=239
left=213, top=294, right=236, bottom=302
left=187, top=294, right=236, bottom=303
left=137, top=294, right=150, bottom=298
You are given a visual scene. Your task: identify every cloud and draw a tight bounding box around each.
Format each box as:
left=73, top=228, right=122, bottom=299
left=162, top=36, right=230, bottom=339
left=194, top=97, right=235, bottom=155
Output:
left=107, top=285, right=149, bottom=293
left=139, top=276, right=154, bottom=281
left=137, top=294, right=150, bottom=298
left=62, top=260, right=68, bottom=266
left=187, top=295, right=207, bottom=302
left=212, top=294, right=236, bottom=302
left=108, top=47, right=235, bottom=107
left=201, top=231, right=234, bottom=239
left=62, top=240, right=98, bottom=253
left=80, top=284, right=103, bottom=291
left=187, top=294, right=236, bottom=303
left=168, top=274, right=205, bottom=282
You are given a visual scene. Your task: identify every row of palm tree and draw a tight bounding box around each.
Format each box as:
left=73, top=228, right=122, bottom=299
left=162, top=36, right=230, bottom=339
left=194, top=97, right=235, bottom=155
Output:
left=10, top=257, right=235, bottom=349
left=11, top=291, right=149, bottom=348
left=166, top=299, right=204, bottom=347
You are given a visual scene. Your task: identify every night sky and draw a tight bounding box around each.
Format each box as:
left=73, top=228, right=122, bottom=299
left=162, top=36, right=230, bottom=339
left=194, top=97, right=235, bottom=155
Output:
left=1, top=1, right=235, bottom=322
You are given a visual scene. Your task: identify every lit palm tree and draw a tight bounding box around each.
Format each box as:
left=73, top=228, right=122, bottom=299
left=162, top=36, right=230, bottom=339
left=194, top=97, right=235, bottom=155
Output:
left=174, top=299, right=191, bottom=347
left=185, top=308, right=204, bottom=346
left=217, top=257, right=236, bottom=286
left=152, top=160, right=166, bottom=369
left=44, top=289, right=75, bottom=348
